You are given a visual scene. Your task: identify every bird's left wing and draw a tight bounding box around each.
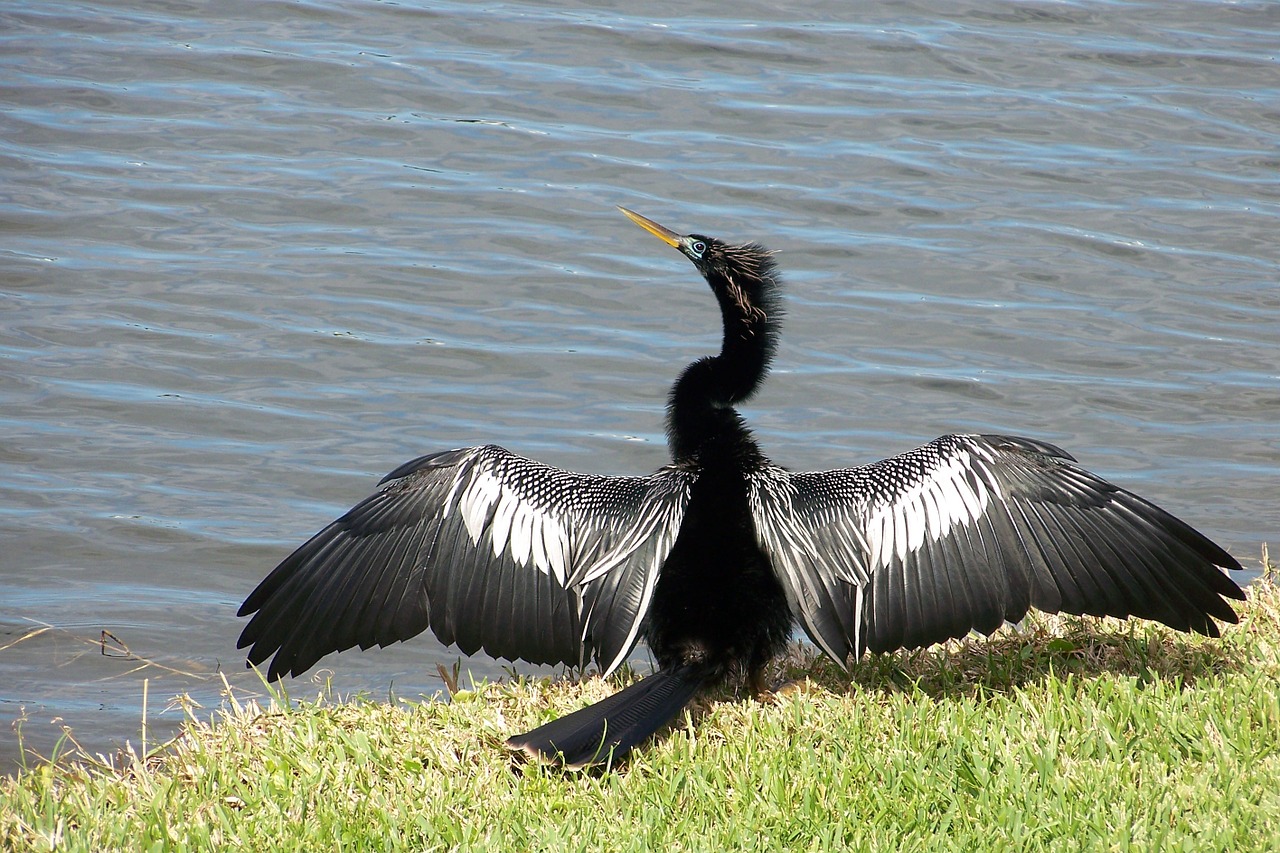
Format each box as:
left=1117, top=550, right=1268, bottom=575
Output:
left=749, top=434, right=1244, bottom=666
left=238, top=445, right=692, bottom=680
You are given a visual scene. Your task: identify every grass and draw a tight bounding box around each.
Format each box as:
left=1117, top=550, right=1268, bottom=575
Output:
left=4, top=562, right=1279, bottom=851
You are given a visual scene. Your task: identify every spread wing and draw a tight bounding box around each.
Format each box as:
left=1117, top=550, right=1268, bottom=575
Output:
left=238, top=445, right=692, bottom=679
left=749, top=434, right=1244, bottom=665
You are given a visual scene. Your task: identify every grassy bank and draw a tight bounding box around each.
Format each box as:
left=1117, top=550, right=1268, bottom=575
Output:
left=4, top=569, right=1278, bottom=851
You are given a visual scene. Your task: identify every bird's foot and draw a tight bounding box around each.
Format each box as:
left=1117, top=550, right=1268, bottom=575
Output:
left=756, top=677, right=819, bottom=704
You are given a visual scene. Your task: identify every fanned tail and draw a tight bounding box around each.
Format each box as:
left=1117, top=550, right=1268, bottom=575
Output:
left=506, top=665, right=707, bottom=769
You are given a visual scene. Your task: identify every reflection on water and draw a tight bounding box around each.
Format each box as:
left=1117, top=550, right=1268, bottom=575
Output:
left=1, top=0, right=1276, bottom=767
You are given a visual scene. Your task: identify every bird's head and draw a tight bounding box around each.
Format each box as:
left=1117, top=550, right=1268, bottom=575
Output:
left=618, top=206, right=780, bottom=335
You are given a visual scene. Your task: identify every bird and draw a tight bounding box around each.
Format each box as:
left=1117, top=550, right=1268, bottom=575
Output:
left=237, top=206, right=1245, bottom=769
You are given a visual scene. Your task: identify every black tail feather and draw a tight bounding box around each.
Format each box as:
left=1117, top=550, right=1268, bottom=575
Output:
left=506, top=666, right=707, bottom=768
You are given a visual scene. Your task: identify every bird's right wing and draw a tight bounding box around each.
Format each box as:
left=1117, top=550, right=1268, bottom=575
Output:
left=749, top=434, right=1244, bottom=666
left=238, top=445, right=692, bottom=680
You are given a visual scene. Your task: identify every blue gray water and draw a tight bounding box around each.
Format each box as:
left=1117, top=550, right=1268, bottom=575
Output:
left=1, top=0, right=1276, bottom=768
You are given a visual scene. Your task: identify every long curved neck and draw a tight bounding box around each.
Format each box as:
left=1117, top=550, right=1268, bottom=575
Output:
left=667, top=268, right=777, bottom=463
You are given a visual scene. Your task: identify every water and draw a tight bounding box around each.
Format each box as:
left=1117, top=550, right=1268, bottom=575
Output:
left=1, top=0, right=1276, bottom=769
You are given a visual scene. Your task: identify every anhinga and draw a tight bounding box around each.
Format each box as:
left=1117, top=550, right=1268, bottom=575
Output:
left=238, top=206, right=1245, bottom=768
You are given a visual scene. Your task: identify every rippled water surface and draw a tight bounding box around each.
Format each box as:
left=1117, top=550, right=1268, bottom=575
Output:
left=2, top=0, right=1277, bottom=767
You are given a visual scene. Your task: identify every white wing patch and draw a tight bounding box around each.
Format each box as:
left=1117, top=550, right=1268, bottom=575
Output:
left=459, top=469, right=501, bottom=543
left=456, top=468, right=572, bottom=585
left=865, top=449, right=1000, bottom=570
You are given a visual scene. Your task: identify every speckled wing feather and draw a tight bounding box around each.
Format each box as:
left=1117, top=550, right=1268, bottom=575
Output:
left=750, top=434, right=1244, bottom=664
left=238, top=445, right=692, bottom=679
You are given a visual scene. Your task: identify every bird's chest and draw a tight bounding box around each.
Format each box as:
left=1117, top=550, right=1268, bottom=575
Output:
left=669, top=455, right=762, bottom=567
left=643, top=461, right=791, bottom=672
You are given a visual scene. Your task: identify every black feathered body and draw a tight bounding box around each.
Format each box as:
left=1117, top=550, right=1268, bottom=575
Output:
left=645, top=434, right=793, bottom=687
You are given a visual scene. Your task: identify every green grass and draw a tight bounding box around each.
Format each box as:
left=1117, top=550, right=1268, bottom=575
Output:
left=4, top=568, right=1279, bottom=851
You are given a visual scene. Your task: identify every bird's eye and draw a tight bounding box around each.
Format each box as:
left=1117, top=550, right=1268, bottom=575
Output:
left=690, top=241, right=707, bottom=258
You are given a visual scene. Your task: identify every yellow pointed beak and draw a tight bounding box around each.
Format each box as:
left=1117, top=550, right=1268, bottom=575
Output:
left=618, top=206, right=682, bottom=248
